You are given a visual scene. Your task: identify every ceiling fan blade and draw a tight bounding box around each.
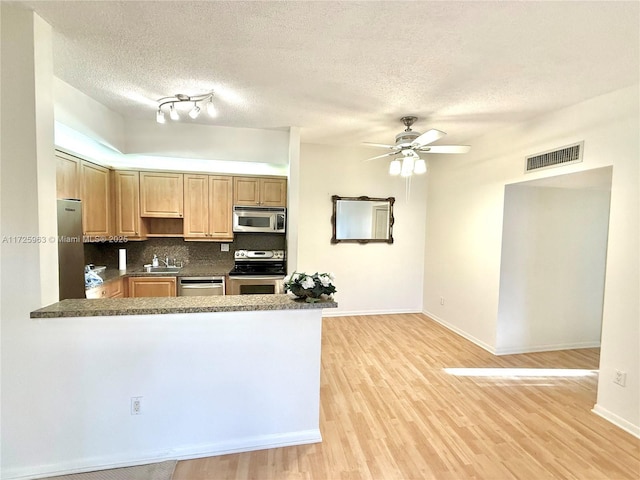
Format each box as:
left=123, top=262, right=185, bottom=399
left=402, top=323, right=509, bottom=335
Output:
left=418, top=145, right=471, bottom=154
left=412, top=129, right=447, bottom=147
left=363, top=151, right=397, bottom=162
left=363, top=142, right=396, bottom=149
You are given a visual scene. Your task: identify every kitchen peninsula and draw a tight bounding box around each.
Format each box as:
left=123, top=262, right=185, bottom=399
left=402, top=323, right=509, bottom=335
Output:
left=29, top=295, right=337, bottom=472
left=31, top=293, right=336, bottom=318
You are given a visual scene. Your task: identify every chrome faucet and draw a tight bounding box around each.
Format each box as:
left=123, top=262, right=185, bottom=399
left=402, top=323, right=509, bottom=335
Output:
left=162, top=256, right=171, bottom=267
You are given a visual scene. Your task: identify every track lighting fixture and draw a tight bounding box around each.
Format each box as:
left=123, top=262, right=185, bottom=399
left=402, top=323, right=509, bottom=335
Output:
left=156, top=91, right=215, bottom=123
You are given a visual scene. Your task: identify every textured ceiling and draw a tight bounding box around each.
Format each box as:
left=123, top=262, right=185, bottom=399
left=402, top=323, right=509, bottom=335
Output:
left=12, top=0, right=640, bottom=147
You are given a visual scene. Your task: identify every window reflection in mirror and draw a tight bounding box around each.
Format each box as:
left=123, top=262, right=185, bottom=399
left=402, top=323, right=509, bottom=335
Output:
left=331, top=195, right=394, bottom=244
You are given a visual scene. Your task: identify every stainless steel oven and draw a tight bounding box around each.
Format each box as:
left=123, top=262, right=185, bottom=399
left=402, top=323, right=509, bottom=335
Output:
left=227, top=276, right=284, bottom=295
left=228, top=249, right=286, bottom=295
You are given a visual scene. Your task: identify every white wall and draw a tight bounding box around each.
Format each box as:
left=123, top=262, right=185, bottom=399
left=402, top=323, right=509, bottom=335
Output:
left=123, top=118, right=290, bottom=164
left=297, top=144, right=428, bottom=315
left=54, top=77, right=126, bottom=154
left=1, top=10, right=323, bottom=479
left=3, top=310, right=323, bottom=480
left=496, top=182, right=611, bottom=354
left=423, top=85, right=639, bottom=435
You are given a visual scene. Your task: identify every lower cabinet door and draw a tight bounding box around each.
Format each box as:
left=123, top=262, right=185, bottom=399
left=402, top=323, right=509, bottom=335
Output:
left=127, top=277, right=176, bottom=297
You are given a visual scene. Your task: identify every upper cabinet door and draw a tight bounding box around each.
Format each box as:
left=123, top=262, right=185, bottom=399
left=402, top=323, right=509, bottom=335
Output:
left=183, top=174, right=209, bottom=239
left=56, top=151, right=81, bottom=200
left=114, top=170, right=146, bottom=240
left=81, top=160, right=112, bottom=238
left=233, top=177, right=261, bottom=206
left=208, top=176, right=233, bottom=240
left=139, top=172, right=184, bottom=217
left=184, top=174, right=233, bottom=241
left=233, top=176, right=287, bottom=207
left=260, top=177, right=287, bottom=207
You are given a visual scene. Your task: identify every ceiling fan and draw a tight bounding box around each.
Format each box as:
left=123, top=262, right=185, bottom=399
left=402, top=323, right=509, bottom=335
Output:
left=364, top=116, right=471, bottom=176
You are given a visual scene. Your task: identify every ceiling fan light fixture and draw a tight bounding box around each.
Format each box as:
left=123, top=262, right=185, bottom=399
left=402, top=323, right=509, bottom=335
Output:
left=364, top=116, right=470, bottom=179
left=414, top=158, right=427, bottom=174
left=389, top=159, right=401, bottom=176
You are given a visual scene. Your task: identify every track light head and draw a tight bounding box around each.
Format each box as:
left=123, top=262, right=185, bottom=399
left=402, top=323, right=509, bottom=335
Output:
left=189, top=104, right=201, bottom=119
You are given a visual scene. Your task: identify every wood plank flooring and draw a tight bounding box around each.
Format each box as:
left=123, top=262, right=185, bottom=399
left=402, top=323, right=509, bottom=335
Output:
left=173, top=313, right=640, bottom=479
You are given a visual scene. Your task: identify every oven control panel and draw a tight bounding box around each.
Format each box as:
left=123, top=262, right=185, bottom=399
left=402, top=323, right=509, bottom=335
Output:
left=234, top=249, right=285, bottom=260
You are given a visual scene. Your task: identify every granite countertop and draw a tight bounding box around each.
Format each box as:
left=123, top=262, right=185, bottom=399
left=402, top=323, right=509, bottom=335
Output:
left=91, top=261, right=236, bottom=286
left=31, top=294, right=337, bottom=318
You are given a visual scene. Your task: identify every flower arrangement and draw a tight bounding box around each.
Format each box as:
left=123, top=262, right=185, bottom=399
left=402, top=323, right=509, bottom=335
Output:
left=284, top=271, right=336, bottom=302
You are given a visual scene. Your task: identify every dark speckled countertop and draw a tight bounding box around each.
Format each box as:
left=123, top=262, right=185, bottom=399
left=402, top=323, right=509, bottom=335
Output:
left=31, top=294, right=337, bottom=318
left=105, top=260, right=235, bottom=279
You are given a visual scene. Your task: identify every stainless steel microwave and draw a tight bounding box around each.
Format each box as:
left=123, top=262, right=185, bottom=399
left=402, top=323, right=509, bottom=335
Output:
left=232, top=206, right=286, bottom=234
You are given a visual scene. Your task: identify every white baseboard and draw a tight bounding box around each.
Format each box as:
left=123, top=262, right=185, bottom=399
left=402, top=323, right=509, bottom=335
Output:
left=495, top=341, right=601, bottom=356
left=2, top=430, right=322, bottom=480
left=322, top=308, right=422, bottom=318
left=592, top=404, right=640, bottom=438
left=169, top=429, right=322, bottom=461
left=422, top=310, right=496, bottom=354
left=423, top=310, right=601, bottom=356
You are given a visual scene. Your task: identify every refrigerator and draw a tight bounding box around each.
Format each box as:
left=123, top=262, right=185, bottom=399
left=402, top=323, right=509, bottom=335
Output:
left=57, top=199, right=86, bottom=300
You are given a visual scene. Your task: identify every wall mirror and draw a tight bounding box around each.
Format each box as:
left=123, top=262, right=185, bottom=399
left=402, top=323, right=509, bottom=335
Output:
left=331, top=195, right=395, bottom=244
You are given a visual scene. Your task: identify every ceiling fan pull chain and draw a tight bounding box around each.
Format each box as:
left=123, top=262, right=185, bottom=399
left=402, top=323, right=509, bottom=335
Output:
left=405, top=176, right=412, bottom=203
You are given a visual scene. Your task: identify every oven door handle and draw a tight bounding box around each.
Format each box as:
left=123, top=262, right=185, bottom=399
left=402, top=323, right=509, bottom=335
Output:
left=232, top=276, right=285, bottom=280
left=181, top=283, right=223, bottom=289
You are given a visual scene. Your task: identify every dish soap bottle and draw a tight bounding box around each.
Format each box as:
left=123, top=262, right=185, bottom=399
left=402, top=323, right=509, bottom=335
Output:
left=152, top=254, right=159, bottom=267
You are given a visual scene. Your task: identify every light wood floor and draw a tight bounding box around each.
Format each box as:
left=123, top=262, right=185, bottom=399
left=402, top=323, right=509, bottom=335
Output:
left=173, top=313, right=640, bottom=479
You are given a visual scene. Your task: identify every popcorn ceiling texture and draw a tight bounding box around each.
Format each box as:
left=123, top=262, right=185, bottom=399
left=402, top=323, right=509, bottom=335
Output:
left=23, top=1, right=639, bottom=147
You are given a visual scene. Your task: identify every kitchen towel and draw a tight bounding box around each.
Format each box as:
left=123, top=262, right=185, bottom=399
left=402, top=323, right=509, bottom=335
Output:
left=118, top=249, right=126, bottom=271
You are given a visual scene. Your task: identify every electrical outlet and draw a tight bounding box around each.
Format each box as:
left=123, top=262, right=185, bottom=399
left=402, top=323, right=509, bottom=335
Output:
left=440, top=297, right=445, bottom=306
left=613, top=370, right=627, bottom=387
left=131, top=396, right=143, bottom=415
left=221, top=243, right=229, bottom=252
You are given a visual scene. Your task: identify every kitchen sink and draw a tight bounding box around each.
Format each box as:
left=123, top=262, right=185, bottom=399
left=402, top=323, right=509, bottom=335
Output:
left=143, top=266, right=182, bottom=274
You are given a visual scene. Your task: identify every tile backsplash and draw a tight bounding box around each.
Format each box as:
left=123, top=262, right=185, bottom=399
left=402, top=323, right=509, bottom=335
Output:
left=84, top=234, right=286, bottom=269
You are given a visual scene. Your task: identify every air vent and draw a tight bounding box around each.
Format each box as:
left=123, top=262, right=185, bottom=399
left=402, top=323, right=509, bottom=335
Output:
left=525, top=141, right=583, bottom=173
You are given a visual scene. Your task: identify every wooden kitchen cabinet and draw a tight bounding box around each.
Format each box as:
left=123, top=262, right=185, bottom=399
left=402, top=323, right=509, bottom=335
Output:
left=114, top=170, right=146, bottom=240
left=184, top=174, right=233, bottom=241
left=139, top=171, right=184, bottom=217
left=56, top=151, right=81, bottom=199
left=127, top=276, right=176, bottom=297
left=233, top=176, right=287, bottom=207
left=81, top=160, right=113, bottom=239
left=86, top=277, right=124, bottom=299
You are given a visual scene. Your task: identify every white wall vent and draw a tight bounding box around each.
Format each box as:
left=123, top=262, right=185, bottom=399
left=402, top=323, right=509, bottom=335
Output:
left=525, top=141, right=584, bottom=173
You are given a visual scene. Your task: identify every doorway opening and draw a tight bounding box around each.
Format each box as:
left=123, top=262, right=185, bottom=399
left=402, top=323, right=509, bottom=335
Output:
left=496, top=166, right=613, bottom=355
